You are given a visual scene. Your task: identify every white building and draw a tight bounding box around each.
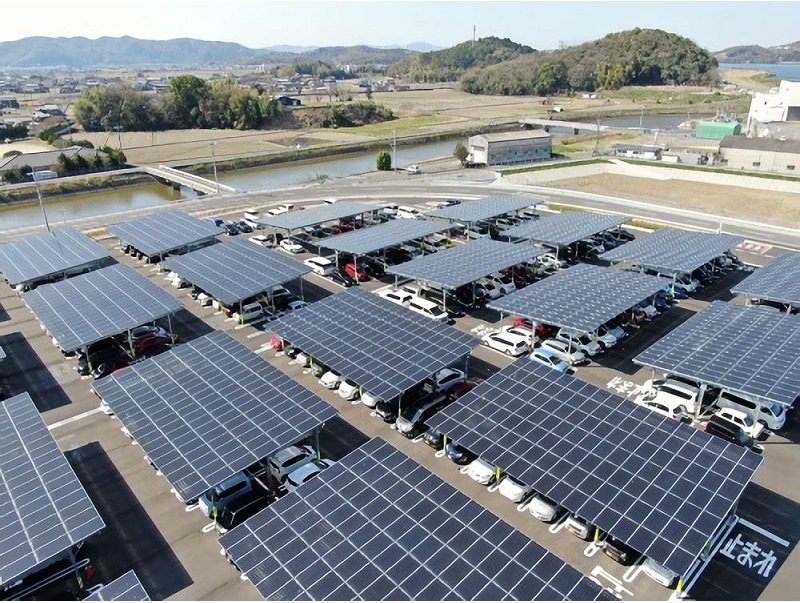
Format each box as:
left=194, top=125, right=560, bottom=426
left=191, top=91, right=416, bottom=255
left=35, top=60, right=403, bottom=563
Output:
left=467, top=130, right=552, bottom=167
left=746, top=80, right=800, bottom=138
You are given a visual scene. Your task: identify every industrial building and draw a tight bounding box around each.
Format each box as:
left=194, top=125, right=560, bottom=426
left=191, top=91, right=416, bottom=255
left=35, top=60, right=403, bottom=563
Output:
left=695, top=120, right=741, bottom=140
left=718, top=136, right=800, bottom=175
left=467, top=130, right=551, bottom=166
left=746, top=79, right=800, bottom=139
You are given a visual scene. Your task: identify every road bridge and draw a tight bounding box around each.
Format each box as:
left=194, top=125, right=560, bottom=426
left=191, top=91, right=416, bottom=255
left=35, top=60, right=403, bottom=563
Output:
left=518, top=117, right=610, bottom=134
left=143, top=165, right=239, bottom=195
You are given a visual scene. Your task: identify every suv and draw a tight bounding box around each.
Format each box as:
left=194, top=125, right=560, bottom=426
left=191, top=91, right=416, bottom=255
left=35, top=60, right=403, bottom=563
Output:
left=215, top=487, right=273, bottom=533
left=714, top=389, right=786, bottom=431
left=554, top=329, right=602, bottom=357
left=633, top=377, right=702, bottom=416
left=395, top=393, right=450, bottom=439
left=268, top=445, right=317, bottom=482
left=704, top=415, right=764, bottom=453
left=407, top=296, right=449, bottom=322
left=714, top=408, right=764, bottom=439
left=481, top=330, right=531, bottom=357
left=198, top=470, right=265, bottom=517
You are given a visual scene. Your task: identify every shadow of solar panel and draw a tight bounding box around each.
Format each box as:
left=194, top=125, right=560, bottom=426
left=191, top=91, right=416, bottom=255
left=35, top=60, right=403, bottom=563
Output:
left=219, top=438, right=610, bottom=601
left=84, top=570, right=150, bottom=601
left=427, top=358, right=762, bottom=577
left=108, top=210, right=223, bottom=258
left=91, top=330, right=336, bottom=502
left=268, top=288, right=478, bottom=400
left=0, top=228, right=112, bottom=286
left=0, top=393, right=104, bottom=587
left=502, top=212, right=628, bottom=247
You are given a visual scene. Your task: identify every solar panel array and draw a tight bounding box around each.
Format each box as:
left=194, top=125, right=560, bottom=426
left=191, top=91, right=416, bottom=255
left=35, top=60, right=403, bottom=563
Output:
left=84, top=570, right=150, bottom=601
left=428, top=360, right=762, bottom=577
left=428, top=195, right=541, bottom=223
left=258, top=202, right=373, bottom=230
left=731, top=251, right=800, bottom=307
left=501, top=212, right=629, bottom=247
left=92, top=330, right=336, bottom=502
left=318, top=219, right=451, bottom=255
left=108, top=210, right=223, bottom=258
left=488, top=264, right=670, bottom=333
left=600, top=228, right=743, bottom=274
left=219, top=438, right=611, bottom=601
left=0, top=392, right=105, bottom=587
left=0, top=228, right=111, bottom=286
left=388, top=238, right=546, bottom=289
left=634, top=300, right=800, bottom=407
left=268, top=288, right=478, bottom=401
left=21, top=264, right=183, bottom=352
left=161, top=238, right=311, bottom=306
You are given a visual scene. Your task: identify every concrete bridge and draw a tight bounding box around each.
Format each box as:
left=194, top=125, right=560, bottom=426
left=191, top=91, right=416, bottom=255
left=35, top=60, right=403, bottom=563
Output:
left=518, top=118, right=610, bottom=134
left=143, top=165, right=239, bottom=195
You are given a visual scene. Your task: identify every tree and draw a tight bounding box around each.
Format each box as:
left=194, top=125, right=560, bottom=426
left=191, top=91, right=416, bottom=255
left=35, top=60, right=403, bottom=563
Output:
left=453, top=142, right=469, bottom=165
left=56, top=153, right=75, bottom=174
left=365, top=86, right=373, bottom=101
left=376, top=150, right=392, bottom=171
left=164, top=75, right=210, bottom=128
left=74, top=153, right=90, bottom=171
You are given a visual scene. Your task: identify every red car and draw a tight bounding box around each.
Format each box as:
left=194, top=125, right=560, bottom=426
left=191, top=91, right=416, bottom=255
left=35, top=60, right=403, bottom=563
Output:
left=512, top=316, right=551, bottom=340
left=344, top=262, right=369, bottom=281
left=447, top=380, right=480, bottom=402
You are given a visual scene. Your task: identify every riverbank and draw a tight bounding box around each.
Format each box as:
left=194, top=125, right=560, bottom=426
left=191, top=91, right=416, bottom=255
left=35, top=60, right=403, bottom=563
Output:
left=0, top=172, right=158, bottom=207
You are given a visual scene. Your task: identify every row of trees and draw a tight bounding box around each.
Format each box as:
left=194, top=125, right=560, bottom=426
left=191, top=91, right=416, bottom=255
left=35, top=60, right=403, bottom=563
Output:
left=73, top=75, right=285, bottom=132
left=2, top=146, right=127, bottom=183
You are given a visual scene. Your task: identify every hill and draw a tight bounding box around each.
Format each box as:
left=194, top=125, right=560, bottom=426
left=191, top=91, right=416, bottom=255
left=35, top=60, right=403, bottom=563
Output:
left=460, top=28, right=718, bottom=96
left=714, top=41, right=800, bottom=63
left=386, top=36, right=535, bottom=82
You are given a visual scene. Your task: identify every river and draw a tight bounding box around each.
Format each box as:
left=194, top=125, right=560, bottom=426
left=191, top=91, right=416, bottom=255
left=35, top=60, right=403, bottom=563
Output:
left=719, top=62, right=800, bottom=80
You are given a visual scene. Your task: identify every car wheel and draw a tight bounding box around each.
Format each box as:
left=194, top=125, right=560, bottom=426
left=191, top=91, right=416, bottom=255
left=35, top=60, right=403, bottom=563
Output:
left=677, top=406, right=688, bottom=415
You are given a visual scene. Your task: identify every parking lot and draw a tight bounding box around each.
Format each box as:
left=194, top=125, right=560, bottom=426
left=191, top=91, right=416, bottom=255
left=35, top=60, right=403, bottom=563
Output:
left=0, top=196, right=798, bottom=601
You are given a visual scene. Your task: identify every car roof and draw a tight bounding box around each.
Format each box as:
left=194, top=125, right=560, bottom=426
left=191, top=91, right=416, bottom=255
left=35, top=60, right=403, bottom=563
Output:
left=271, top=445, right=309, bottom=464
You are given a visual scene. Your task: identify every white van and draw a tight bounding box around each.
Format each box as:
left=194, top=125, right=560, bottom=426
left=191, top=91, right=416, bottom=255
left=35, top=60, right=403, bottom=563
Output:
left=714, top=389, right=786, bottom=431
left=396, top=205, right=425, bottom=220
left=243, top=209, right=262, bottom=229
left=407, top=296, right=449, bottom=322
left=234, top=301, right=264, bottom=323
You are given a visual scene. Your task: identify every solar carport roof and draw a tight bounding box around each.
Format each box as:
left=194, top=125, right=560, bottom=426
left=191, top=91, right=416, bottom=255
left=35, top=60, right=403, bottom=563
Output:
left=21, top=264, right=183, bottom=352
left=488, top=264, right=670, bottom=333
left=0, top=228, right=111, bottom=286
left=84, top=570, right=150, bottom=601
left=502, top=211, right=629, bottom=247
left=258, top=201, right=373, bottom=230
left=268, top=288, right=478, bottom=401
left=388, top=238, right=546, bottom=289
left=92, top=330, right=336, bottom=503
left=634, top=301, right=800, bottom=407
left=731, top=252, right=800, bottom=307
left=219, top=438, right=612, bottom=601
left=428, top=194, right=541, bottom=223
left=600, top=228, right=742, bottom=274
left=318, top=219, right=451, bottom=255
left=161, top=238, right=311, bottom=306
left=108, top=210, right=223, bottom=258
left=428, top=360, right=762, bottom=577
left=0, top=392, right=105, bottom=587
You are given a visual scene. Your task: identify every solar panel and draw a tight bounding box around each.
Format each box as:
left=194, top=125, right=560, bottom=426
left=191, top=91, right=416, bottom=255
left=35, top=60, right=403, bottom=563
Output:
left=388, top=238, right=546, bottom=289
left=21, top=264, right=183, bottom=352
left=91, top=330, right=336, bottom=503
left=258, top=202, right=374, bottom=230
left=0, top=392, right=105, bottom=587
left=428, top=195, right=541, bottom=223
left=488, top=264, right=670, bottom=333
left=318, top=219, right=452, bottom=256
left=427, top=360, right=762, bottom=577
left=219, top=438, right=611, bottom=601
left=84, top=570, right=149, bottom=601
left=0, top=228, right=112, bottom=286
left=600, top=228, right=743, bottom=274
left=108, top=210, right=223, bottom=258
left=0, top=345, right=5, bottom=361
left=161, top=238, right=311, bottom=306
left=501, top=212, right=629, bottom=247
left=268, top=288, right=478, bottom=401
left=731, top=252, right=800, bottom=307
left=634, top=300, right=800, bottom=407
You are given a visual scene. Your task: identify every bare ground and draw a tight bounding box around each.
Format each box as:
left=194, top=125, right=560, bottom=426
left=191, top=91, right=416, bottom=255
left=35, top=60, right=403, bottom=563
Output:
left=546, top=173, right=800, bottom=228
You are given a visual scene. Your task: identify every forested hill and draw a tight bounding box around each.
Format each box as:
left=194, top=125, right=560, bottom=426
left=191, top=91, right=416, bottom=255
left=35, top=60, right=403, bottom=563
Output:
left=459, top=28, right=718, bottom=96
left=386, top=37, right=535, bottom=82
left=714, top=42, right=800, bottom=63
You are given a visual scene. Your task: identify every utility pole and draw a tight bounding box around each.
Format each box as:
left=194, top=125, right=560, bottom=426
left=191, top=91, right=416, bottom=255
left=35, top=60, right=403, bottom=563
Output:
left=392, top=129, right=397, bottom=173
left=639, top=106, right=645, bottom=133
left=32, top=169, right=51, bottom=233
left=209, top=141, right=219, bottom=193
left=473, top=25, right=476, bottom=48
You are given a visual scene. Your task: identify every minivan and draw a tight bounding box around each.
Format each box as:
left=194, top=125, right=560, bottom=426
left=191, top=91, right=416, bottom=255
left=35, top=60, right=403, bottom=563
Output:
left=714, top=389, right=786, bottom=431
left=407, top=296, right=449, bottom=322
left=704, top=415, right=764, bottom=453
left=234, top=301, right=264, bottom=323
left=215, top=488, right=272, bottom=533
left=198, top=472, right=256, bottom=517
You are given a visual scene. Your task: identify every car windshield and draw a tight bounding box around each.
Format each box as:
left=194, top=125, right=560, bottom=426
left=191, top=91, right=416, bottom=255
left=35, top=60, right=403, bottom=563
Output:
left=659, top=385, right=692, bottom=400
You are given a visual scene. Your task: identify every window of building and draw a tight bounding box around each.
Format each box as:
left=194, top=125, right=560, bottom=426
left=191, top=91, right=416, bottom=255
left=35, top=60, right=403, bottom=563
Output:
left=788, top=165, right=795, bottom=171
left=752, top=162, right=761, bottom=167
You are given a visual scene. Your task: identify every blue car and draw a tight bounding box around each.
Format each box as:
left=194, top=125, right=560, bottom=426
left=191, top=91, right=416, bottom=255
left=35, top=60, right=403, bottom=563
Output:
left=529, top=348, right=572, bottom=373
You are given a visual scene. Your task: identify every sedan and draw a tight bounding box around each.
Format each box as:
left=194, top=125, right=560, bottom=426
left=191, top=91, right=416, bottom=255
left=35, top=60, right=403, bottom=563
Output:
left=343, top=262, right=369, bottom=282
left=236, top=220, right=253, bottom=233
left=330, top=270, right=358, bottom=288
left=279, top=239, right=304, bottom=254
left=529, top=349, right=571, bottom=373
left=539, top=338, right=587, bottom=366
left=284, top=459, right=334, bottom=493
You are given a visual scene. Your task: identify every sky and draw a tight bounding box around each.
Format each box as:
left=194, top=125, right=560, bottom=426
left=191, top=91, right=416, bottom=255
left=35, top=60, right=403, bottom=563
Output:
left=2, top=1, right=798, bottom=52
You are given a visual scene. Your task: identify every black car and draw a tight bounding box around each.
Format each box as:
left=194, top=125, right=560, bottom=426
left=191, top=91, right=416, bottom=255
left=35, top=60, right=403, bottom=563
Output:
left=330, top=270, right=358, bottom=288
left=91, top=350, right=130, bottom=379
left=236, top=220, right=253, bottom=233
left=445, top=442, right=476, bottom=465
left=395, top=394, right=450, bottom=439
left=603, top=536, right=639, bottom=565
left=423, top=430, right=445, bottom=450
left=76, top=338, right=121, bottom=376
left=385, top=248, right=413, bottom=265
left=358, top=256, right=385, bottom=278
left=223, top=222, right=240, bottom=236
left=216, top=487, right=275, bottom=533
left=375, top=399, right=399, bottom=423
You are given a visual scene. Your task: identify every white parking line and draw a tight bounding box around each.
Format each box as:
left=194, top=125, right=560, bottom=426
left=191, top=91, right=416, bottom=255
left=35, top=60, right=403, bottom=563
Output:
left=591, top=566, right=634, bottom=598
left=622, top=555, right=646, bottom=583
left=48, top=407, right=103, bottom=431
left=737, top=518, right=790, bottom=547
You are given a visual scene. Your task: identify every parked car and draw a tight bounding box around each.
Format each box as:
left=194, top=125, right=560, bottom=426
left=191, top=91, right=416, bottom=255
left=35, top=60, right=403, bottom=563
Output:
left=330, top=269, right=358, bottom=288
left=714, top=408, right=764, bottom=438
left=445, top=442, right=476, bottom=465
left=633, top=377, right=703, bottom=416
left=529, top=348, right=572, bottom=373
left=539, top=338, right=587, bottom=366
left=430, top=367, right=466, bottom=392
left=279, top=238, right=304, bottom=254
left=284, top=458, right=334, bottom=493
left=76, top=338, right=121, bottom=376
left=223, top=221, right=240, bottom=236
left=304, top=256, right=335, bottom=276
left=481, top=330, right=531, bottom=357
left=215, top=487, right=273, bottom=533
left=378, top=288, right=413, bottom=307
left=125, top=325, right=175, bottom=355
left=319, top=370, right=341, bottom=389
left=395, top=393, right=450, bottom=439
left=603, top=535, right=640, bottom=565
left=396, top=205, right=425, bottom=219
left=641, top=557, right=678, bottom=588
left=714, top=389, right=786, bottom=431
left=465, top=458, right=496, bottom=485
left=406, top=296, right=449, bottom=323
left=198, top=471, right=261, bottom=518
left=512, top=316, right=551, bottom=340
left=704, top=415, right=764, bottom=453
left=422, top=430, right=445, bottom=450
left=375, top=399, right=400, bottom=423
left=337, top=379, right=360, bottom=401
left=360, top=390, right=383, bottom=408
left=407, top=164, right=422, bottom=175
left=248, top=235, right=273, bottom=247
left=555, top=328, right=604, bottom=356
left=236, top=220, right=253, bottom=233
left=528, top=493, right=564, bottom=522
left=343, top=262, right=369, bottom=282
left=564, top=513, right=594, bottom=540
left=268, top=445, right=317, bottom=483
left=497, top=475, right=528, bottom=503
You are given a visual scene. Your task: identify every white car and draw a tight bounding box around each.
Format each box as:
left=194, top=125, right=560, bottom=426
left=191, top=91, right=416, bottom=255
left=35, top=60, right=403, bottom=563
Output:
left=476, top=279, right=502, bottom=300
left=539, top=338, right=587, bottom=366
left=248, top=235, right=272, bottom=247
left=634, top=377, right=701, bottom=416
left=407, top=164, right=422, bottom=174
left=714, top=408, right=764, bottom=438
left=304, top=257, right=334, bottom=276
left=396, top=205, right=425, bottom=220
left=284, top=458, right=334, bottom=493
left=500, top=325, right=538, bottom=346
left=337, top=379, right=360, bottom=401
left=559, top=326, right=615, bottom=350
left=465, top=458, right=496, bottom=485
left=319, top=370, right=341, bottom=389
left=482, top=273, right=516, bottom=295
left=497, top=475, right=528, bottom=503
left=635, top=303, right=659, bottom=319
left=431, top=368, right=466, bottom=392
left=641, top=557, right=678, bottom=588
left=268, top=445, right=316, bottom=483
left=360, top=390, right=383, bottom=408
left=554, top=329, right=602, bottom=357
left=279, top=238, right=304, bottom=254
left=377, top=289, right=413, bottom=306
left=528, top=493, right=564, bottom=522
left=378, top=204, right=398, bottom=218
left=599, top=321, right=627, bottom=342
left=481, top=330, right=531, bottom=357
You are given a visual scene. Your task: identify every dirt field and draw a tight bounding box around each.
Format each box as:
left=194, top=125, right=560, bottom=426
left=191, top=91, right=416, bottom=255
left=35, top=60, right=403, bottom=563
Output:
left=546, top=173, right=800, bottom=228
